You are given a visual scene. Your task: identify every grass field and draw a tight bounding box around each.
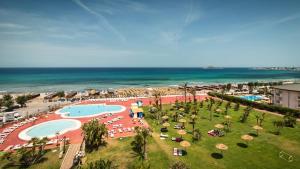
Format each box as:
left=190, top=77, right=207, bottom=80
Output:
left=82, top=99, right=300, bottom=169
left=0, top=148, right=63, bottom=169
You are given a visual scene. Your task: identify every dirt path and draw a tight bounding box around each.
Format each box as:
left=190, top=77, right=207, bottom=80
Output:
left=151, top=132, right=174, bottom=161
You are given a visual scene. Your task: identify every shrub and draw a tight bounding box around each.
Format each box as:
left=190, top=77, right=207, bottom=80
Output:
left=208, top=92, right=300, bottom=117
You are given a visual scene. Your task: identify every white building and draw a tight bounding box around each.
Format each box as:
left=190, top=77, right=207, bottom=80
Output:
left=272, top=84, right=300, bottom=110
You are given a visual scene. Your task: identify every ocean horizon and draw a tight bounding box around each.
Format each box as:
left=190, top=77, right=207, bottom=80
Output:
left=0, top=67, right=299, bottom=93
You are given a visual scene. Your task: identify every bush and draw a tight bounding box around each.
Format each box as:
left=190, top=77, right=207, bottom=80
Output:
left=208, top=92, right=300, bottom=118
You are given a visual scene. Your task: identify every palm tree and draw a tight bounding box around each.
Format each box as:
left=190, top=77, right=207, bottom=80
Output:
left=273, top=120, right=284, bottom=135
left=132, top=127, right=151, bottom=160
left=173, top=111, right=179, bottom=122
left=189, top=87, right=197, bottom=104
left=192, top=129, right=202, bottom=142
left=82, top=119, right=108, bottom=152
left=38, top=137, right=49, bottom=155
left=190, top=115, right=197, bottom=134
left=181, top=83, right=188, bottom=104
left=28, top=137, right=39, bottom=156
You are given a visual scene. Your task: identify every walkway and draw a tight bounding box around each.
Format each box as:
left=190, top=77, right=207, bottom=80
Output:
left=60, top=143, right=81, bottom=169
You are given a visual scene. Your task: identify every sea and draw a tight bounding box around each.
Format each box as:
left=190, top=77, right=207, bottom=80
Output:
left=0, top=68, right=299, bottom=93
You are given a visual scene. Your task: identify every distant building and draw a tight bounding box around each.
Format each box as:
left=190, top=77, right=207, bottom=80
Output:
left=272, top=84, right=300, bottom=110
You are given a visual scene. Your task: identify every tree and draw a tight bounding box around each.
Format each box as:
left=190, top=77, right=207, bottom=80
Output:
left=3, top=94, right=14, bottom=110
left=248, top=82, right=254, bottom=94
left=190, top=115, right=197, bottom=134
left=175, top=99, right=180, bottom=110
left=82, top=119, right=108, bottom=152
left=0, top=98, right=3, bottom=108
left=240, top=106, right=252, bottom=123
left=86, top=159, right=118, bottom=169
left=131, top=127, right=151, bottom=160
left=16, top=95, right=27, bottom=107
left=234, top=103, right=240, bottom=111
left=182, top=83, right=188, bottom=104
left=283, top=114, right=296, bottom=127
left=56, top=91, right=65, bottom=98
left=255, top=113, right=266, bottom=126
left=273, top=120, right=284, bottom=135
left=224, top=102, right=231, bottom=115
left=226, top=83, right=232, bottom=91
left=237, top=84, right=243, bottom=91
left=170, top=161, right=189, bottom=169
left=37, top=137, right=49, bottom=155
left=192, top=129, right=202, bottom=142
left=199, top=101, right=203, bottom=108
left=189, top=87, right=197, bottom=104
left=172, top=111, right=179, bottom=122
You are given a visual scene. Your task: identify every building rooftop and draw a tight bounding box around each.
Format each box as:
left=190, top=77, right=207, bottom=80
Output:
left=273, top=84, right=300, bottom=92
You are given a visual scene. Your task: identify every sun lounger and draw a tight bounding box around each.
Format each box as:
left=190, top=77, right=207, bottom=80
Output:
left=178, top=149, right=183, bottom=156
left=118, top=129, right=123, bottom=133
left=127, top=127, right=132, bottom=132
left=160, top=133, right=169, bottom=138
left=4, top=145, right=13, bottom=151
left=13, top=144, right=22, bottom=150
left=46, top=140, right=55, bottom=145
left=173, top=148, right=178, bottom=156
left=110, top=133, right=114, bottom=138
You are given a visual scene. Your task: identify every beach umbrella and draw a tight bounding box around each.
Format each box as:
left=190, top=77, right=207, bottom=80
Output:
left=162, top=115, right=169, bottom=120
left=162, top=122, right=170, bottom=127
left=179, top=119, right=186, bottom=123
left=241, top=134, right=254, bottom=145
left=253, top=125, right=263, bottom=136
left=177, top=129, right=186, bottom=138
left=180, top=141, right=191, bottom=151
left=214, top=124, right=224, bottom=129
left=179, top=118, right=187, bottom=127
left=224, top=115, right=232, bottom=120
left=216, top=109, right=222, bottom=113
left=215, top=143, right=228, bottom=155
left=191, top=115, right=197, bottom=119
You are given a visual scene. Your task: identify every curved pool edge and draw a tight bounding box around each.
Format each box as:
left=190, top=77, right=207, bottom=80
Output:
left=55, top=104, right=126, bottom=119
left=18, top=119, right=82, bottom=141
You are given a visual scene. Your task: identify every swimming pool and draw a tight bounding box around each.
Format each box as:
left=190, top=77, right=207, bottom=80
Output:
left=240, top=95, right=263, bottom=101
left=56, top=104, right=126, bottom=118
left=18, top=119, right=81, bottom=141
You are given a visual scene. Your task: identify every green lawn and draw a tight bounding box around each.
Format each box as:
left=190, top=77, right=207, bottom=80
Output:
left=81, top=100, right=300, bottom=169
left=0, top=148, right=63, bottom=169
left=144, top=101, right=300, bottom=169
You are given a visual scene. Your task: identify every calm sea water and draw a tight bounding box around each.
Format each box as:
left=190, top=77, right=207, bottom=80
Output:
left=0, top=68, right=299, bottom=92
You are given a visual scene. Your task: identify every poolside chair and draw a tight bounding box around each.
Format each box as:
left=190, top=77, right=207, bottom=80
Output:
left=160, top=133, right=169, bottom=138
left=173, top=148, right=178, bottom=156
left=178, top=149, right=183, bottom=156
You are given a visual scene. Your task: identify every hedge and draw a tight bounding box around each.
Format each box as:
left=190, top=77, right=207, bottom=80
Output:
left=208, top=92, right=300, bottom=118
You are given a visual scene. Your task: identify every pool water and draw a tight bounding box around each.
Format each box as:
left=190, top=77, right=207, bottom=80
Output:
left=240, top=95, right=263, bottom=101
left=57, top=104, right=125, bottom=118
left=19, top=119, right=81, bottom=140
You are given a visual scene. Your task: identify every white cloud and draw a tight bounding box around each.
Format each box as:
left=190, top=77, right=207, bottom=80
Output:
left=73, top=0, right=126, bottom=43
left=0, top=23, right=28, bottom=29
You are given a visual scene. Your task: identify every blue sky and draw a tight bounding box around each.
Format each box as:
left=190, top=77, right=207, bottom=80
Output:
left=0, top=0, right=300, bottom=67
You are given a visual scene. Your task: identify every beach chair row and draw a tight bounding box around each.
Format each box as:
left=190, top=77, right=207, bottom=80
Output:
left=0, top=117, right=38, bottom=144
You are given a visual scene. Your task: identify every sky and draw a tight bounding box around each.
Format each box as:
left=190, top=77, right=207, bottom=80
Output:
left=0, top=0, right=300, bottom=67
